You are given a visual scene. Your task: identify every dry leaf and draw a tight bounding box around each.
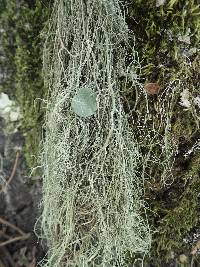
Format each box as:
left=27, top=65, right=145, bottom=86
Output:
left=144, top=83, right=160, bottom=95
left=191, top=240, right=200, bottom=255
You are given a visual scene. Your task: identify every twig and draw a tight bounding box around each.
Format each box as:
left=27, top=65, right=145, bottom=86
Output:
left=0, top=247, right=15, bottom=267
left=0, top=217, right=30, bottom=248
left=0, top=230, right=11, bottom=240
left=0, top=150, right=20, bottom=194
left=0, top=233, right=30, bottom=248
left=0, top=217, right=26, bottom=236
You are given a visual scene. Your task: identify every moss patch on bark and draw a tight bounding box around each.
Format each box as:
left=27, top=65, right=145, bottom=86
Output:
left=0, top=0, right=51, bottom=169
left=127, top=0, right=200, bottom=265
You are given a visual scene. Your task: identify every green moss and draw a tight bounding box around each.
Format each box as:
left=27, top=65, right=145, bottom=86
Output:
left=14, top=2, right=50, bottom=168
left=172, top=109, right=199, bottom=143
left=127, top=0, right=200, bottom=265
left=128, top=0, right=200, bottom=82
left=0, top=0, right=51, bottom=169
left=0, top=1, right=17, bottom=95
left=142, top=152, right=200, bottom=266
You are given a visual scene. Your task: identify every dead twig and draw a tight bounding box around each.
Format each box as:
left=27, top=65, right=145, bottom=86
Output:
left=0, top=150, right=20, bottom=194
left=0, top=234, right=30, bottom=248
left=0, top=217, right=30, bottom=248
left=0, top=247, right=15, bottom=267
left=0, top=230, right=10, bottom=240
left=0, top=217, right=26, bottom=236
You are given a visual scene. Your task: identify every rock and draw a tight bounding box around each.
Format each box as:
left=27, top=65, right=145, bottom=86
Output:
left=0, top=93, right=12, bottom=110
left=156, top=0, right=166, bottom=7
left=0, top=93, right=21, bottom=127
left=10, top=107, right=20, bottom=122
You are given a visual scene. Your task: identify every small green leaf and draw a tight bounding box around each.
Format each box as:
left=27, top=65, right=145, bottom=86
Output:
left=71, top=88, right=97, bottom=118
